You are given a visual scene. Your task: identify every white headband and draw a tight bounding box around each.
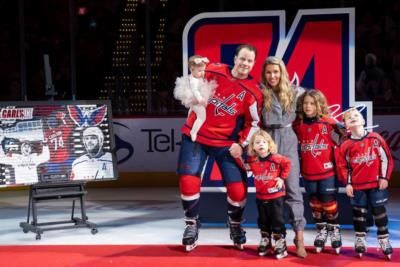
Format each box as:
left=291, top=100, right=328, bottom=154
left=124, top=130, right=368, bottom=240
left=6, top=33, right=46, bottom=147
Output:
left=193, top=57, right=209, bottom=65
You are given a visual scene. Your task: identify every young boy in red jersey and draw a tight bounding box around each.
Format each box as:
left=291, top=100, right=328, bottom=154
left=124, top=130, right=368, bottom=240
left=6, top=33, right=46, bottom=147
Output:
left=337, top=107, right=394, bottom=259
left=246, top=129, right=291, bottom=259
left=294, top=89, right=346, bottom=254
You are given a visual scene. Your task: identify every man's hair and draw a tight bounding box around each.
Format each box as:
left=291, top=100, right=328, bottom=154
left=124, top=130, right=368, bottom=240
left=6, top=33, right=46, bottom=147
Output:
left=235, top=44, right=257, bottom=58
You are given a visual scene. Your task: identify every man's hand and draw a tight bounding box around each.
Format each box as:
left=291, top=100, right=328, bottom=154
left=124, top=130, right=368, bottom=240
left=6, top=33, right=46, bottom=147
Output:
left=346, top=184, right=354, bottom=197
left=229, top=143, right=243, bottom=158
left=379, top=178, right=388, bottom=190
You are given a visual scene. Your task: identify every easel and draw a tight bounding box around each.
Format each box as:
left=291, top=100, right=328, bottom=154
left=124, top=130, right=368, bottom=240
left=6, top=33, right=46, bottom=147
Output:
left=19, top=182, right=98, bottom=240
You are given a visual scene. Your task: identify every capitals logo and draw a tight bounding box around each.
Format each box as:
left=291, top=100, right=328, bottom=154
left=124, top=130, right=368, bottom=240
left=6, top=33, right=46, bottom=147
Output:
left=209, top=94, right=238, bottom=116
left=254, top=172, right=274, bottom=184
left=182, top=9, right=372, bottom=189
left=67, top=105, right=107, bottom=127
left=352, top=148, right=377, bottom=167
left=301, top=134, right=329, bottom=158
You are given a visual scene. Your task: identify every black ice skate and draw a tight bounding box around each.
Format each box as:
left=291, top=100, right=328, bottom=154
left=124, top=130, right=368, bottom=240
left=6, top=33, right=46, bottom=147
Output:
left=273, top=233, right=288, bottom=260
left=182, top=218, right=200, bottom=252
left=327, top=224, right=342, bottom=254
left=258, top=231, right=272, bottom=256
left=354, top=232, right=367, bottom=258
left=228, top=219, right=246, bottom=250
left=314, top=222, right=328, bottom=253
left=378, top=234, right=393, bottom=260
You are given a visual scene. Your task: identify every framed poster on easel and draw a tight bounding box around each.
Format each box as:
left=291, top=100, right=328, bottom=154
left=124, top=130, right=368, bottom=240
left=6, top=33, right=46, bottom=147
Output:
left=0, top=100, right=117, bottom=239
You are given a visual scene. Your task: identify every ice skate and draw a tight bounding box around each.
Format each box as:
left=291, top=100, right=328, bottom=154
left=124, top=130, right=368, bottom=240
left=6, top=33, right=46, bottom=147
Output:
left=228, top=219, right=246, bottom=250
left=314, top=223, right=328, bottom=253
left=354, top=232, right=367, bottom=258
left=273, top=233, right=288, bottom=259
left=327, top=224, right=342, bottom=254
left=182, top=218, right=200, bottom=252
left=258, top=232, right=272, bottom=256
left=378, top=234, right=393, bottom=260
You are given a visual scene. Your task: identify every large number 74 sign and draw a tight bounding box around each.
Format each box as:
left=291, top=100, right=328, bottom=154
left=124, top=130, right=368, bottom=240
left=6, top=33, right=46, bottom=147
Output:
left=182, top=8, right=373, bottom=189
left=182, top=8, right=371, bottom=127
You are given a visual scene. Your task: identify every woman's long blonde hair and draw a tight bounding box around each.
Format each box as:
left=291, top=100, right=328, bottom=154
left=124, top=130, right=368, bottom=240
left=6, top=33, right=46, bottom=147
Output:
left=261, top=56, right=294, bottom=113
left=296, top=89, right=330, bottom=120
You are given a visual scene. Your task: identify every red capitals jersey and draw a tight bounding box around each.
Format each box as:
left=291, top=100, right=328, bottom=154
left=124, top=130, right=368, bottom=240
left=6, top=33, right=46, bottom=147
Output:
left=182, top=63, right=263, bottom=147
left=44, top=112, right=73, bottom=163
left=336, top=132, right=393, bottom=190
left=246, top=154, right=291, bottom=200
left=293, top=116, right=344, bottom=180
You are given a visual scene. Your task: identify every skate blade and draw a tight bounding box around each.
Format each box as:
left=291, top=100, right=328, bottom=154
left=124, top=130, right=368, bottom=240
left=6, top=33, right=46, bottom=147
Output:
left=335, top=247, right=341, bottom=254
left=358, top=253, right=363, bottom=258
left=234, top=243, right=244, bottom=250
left=258, top=249, right=272, bottom=256
left=185, top=241, right=198, bottom=252
left=315, top=247, right=323, bottom=253
left=276, top=251, right=288, bottom=260
left=386, top=254, right=392, bottom=261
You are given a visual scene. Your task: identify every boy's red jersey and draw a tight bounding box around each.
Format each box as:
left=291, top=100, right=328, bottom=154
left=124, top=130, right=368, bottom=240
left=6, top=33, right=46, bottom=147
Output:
left=246, top=154, right=291, bottom=200
left=336, top=132, right=393, bottom=190
left=293, top=116, right=343, bottom=180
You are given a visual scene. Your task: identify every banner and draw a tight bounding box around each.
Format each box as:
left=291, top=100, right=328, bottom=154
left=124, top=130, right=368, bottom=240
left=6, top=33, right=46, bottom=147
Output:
left=375, top=115, right=400, bottom=170
left=113, top=115, right=400, bottom=173
left=182, top=8, right=371, bottom=191
left=114, top=118, right=184, bottom=172
left=182, top=8, right=373, bottom=124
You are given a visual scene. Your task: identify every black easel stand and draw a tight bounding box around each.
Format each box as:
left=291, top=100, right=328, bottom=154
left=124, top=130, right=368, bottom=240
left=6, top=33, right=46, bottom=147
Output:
left=19, top=182, right=98, bottom=240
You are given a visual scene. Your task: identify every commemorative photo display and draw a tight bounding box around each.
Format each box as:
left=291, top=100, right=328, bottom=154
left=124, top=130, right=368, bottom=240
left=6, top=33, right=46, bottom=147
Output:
left=0, top=101, right=117, bottom=187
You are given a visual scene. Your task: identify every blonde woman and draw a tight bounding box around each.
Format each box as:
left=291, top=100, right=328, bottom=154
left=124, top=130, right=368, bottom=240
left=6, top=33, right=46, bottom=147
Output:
left=260, top=56, right=307, bottom=258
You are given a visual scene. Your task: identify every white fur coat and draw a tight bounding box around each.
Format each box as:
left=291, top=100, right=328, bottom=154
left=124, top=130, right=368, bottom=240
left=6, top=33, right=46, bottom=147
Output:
left=173, top=76, right=217, bottom=108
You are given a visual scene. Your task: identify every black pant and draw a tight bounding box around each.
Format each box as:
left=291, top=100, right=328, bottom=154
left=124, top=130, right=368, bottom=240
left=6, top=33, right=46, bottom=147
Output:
left=256, top=197, right=286, bottom=236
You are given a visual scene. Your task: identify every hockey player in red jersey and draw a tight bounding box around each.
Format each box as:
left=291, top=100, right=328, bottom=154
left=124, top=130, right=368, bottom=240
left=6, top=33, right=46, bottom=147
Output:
left=44, top=110, right=74, bottom=176
left=246, top=130, right=290, bottom=259
left=337, top=108, right=394, bottom=259
left=177, top=44, right=263, bottom=251
left=294, top=89, right=346, bottom=254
